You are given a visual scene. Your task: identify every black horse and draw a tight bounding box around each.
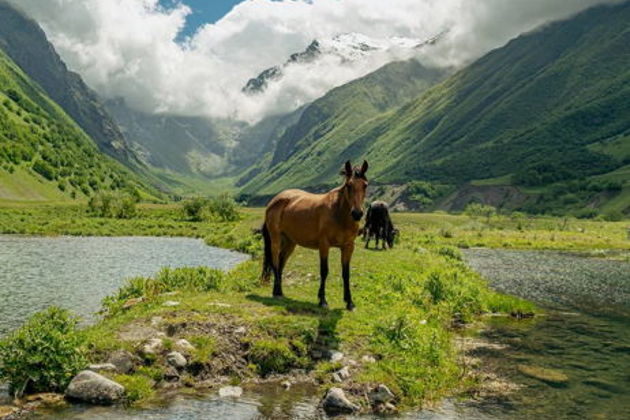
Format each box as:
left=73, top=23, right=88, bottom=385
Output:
left=362, top=201, right=397, bottom=249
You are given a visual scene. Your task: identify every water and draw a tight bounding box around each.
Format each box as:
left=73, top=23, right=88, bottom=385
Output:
left=0, top=235, right=249, bottom=336
left=461, top=249, right=630, bottom=419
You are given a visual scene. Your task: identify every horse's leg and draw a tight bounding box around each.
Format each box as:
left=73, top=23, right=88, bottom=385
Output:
left=279, top=237, right=296, bottom=279
left=269, top=228, right=284, bottom=298
left=318, top=243, right=330, bottom=308
left=341, top=243, right=355, bottom=311
left=364, top=230, right=370, bottom=249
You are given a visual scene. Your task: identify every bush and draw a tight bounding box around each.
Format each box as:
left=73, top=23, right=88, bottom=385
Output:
left=0, top=307, right=87, bottom=397
left=88, top=191, right=137, bottom=218
left=32, top=160, right=56, bottom=181
left=464, top=202, right=496, bottom=222
left=182, top=194, right=240, bottom=222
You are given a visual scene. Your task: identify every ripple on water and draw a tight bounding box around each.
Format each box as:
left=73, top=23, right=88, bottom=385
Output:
left=0, top=235, right=249, bottom=336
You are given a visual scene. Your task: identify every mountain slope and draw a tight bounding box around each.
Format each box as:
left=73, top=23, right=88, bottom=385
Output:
left=0, top=0, right=135, bottom=163
left=243, top=2, right=630, bottom=211
left=0, top=48, right=151, bottom=201
left=241, top=59, right=449, bottom=193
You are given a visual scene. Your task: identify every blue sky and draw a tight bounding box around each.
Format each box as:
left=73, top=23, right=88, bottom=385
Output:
left=160, top=0, right=244, bottom=37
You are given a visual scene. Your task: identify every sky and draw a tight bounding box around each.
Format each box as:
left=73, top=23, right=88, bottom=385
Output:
left=9, top=0, right=621, bottom=123
left=158, top=0, right=243, bottom=38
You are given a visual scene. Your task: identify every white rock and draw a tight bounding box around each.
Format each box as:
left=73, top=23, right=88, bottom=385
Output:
left=369, top=384, right=395, bottom=404
left=88, top=363, right=117, bottom=372
left=175, top=339, right=195, bottom=352
left=329, top=351, right=344, bottom=362
left=65, top=371, right=125, bottom=405
left=219, top=386, right=243, bottom=398
left=234, top=326, right=247, bottom=334
left=166, top=351, right=187, bottom=369
left=163, top=301, right=180, bottom=307
left=141, top=338, right=163, bottom=356
left=361, top=355, right=376, bottom=364
left=321, top=387, right=359, bottom=414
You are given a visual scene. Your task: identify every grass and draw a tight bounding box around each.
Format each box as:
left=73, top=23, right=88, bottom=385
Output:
left=1, top=202, right=628, bottom=410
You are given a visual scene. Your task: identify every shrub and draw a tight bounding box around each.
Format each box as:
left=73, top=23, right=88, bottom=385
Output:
left=32, top=159, right=56, bottom=181
left=182, top=194, right=240, bottom=222
left=0, top=307, right=87, bottom=397
left=464, top=202, right=496, bottom=222
left=113, top=374, right=154, bottom=403
left=88, top=191, right=137, bottom=219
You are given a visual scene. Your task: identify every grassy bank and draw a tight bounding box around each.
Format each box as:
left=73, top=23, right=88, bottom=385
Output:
left=1, top=203, right=628, bottom=412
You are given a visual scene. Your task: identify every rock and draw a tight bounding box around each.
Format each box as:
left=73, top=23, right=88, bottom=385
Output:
left=369, top=384, right=395, bottom=404
left=65, top=371, right=125, bottom=405
left=518, top=365, right=568, bottom=386
left=22, top=393, right=66, bottom=410
left=163, top=301, right=180, bottom=307
left=0, top=406, right=17, bottom=418
left=234, top=326, right=247, bottom=334
left=122, top=297, right=143, bottom=310
left=311, top=349, right=324, bottom=360
left=328, top=350, right=344, bottom=362
left=166, top=351, right=187, bottom=369
left=218, top=386, right=243, bottom=398
left=361, top=355, right=376, bottom=364
left=141, top=338, right=163, bottom=357
left=321, top=387, right=359, bottom=414
left=374, top=402, right=397, bottom=414
left=88, top=363, right=117, bottom=372
left=281, top=380, right=291, bottom=390
left=332, top=366, right=351, bottom=382
left=107, top=350, right=137, bottom=374
left=163, top=366, right=180, bottom=382
left=175, top=339, right=195, bottom=353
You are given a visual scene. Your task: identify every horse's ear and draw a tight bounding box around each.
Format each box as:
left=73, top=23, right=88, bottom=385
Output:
left=341, top=160, right=352, bottom=177
left=360, top=160, right=369, bottom=176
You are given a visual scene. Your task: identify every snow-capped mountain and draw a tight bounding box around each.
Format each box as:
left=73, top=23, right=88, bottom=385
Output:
left=242, top=31, right=445, bottom=95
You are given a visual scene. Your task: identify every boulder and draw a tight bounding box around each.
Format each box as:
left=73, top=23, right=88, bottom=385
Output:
left=166, top=351, right=187, bottom=369
left=65, top=371, right=125, bottom=405
left=175, top=339, right=195, bottom=353
left=218, top=386, right=243, bottom=398
left=369, top=384, right=395, bottom=404
left=141, top=338, right=163, bottom=357
left=321, top=387, right=359, bottom=414
left=106, top=350, right=137, bottom=374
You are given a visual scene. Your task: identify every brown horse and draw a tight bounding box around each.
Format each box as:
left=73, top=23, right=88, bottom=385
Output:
left=261, top=160, right=369, bottom=310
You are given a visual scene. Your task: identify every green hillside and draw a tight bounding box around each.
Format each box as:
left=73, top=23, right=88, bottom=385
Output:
left=242, top=2, right=630, bottom=215
left=0, top=48, right=151, bottom=202
left=240, top=59, right=449, bottom=193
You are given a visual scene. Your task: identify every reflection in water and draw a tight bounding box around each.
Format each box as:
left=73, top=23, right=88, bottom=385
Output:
left=0, top=235, right=249, bottom=335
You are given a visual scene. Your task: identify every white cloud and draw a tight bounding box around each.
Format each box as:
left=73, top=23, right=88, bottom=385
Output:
left=9, top=0, right=618, bottom=122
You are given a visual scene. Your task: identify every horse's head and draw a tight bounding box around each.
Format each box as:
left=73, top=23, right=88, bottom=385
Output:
left=387, top=227, right=399, bottom=248
left=341, top=160, right=369, bottom=221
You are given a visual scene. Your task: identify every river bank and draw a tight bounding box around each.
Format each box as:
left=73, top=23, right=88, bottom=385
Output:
left=0, top=204, right=628, bottom=418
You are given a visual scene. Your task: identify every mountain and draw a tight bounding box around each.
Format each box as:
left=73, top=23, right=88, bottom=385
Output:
left=0, top=48, right=152, bottom=201
left=242, top=32, right=439, bottom=95
left=0, top=0, right=136, bottom=163
left=241, top=2, right=630, bottom=215
left=240, top=58, right=450, bottom=193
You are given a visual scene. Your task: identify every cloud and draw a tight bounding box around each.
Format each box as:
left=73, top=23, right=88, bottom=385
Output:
left=9, top=0, right=619, bottom=122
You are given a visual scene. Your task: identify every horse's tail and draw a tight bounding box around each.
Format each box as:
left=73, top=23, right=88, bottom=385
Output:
left=261, top=223, right=273, bottom=283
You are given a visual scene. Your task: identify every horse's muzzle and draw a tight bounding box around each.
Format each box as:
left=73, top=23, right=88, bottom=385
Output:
left=351, top=209, right=364, bottom=221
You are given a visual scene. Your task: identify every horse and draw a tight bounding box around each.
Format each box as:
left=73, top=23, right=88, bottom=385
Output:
left=363, top=201, right=397, bottom=249
left=261, top=160, right=369, bottom=311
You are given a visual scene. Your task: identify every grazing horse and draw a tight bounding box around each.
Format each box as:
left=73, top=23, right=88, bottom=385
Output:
left=261, top=160, right=369, bottom=310
left=363, top=201, right=397, bottom=249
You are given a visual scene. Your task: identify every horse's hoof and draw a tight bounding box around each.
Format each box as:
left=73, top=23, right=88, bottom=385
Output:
left=319, top=301, right=329, bottom=309
left=346, top=303, right=355, bottom=311
left=273, top=293, right=284, bottom=299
